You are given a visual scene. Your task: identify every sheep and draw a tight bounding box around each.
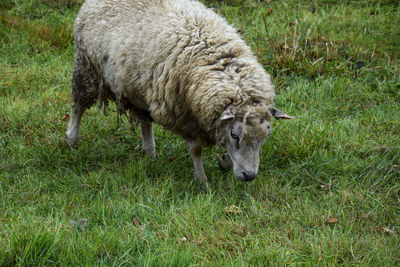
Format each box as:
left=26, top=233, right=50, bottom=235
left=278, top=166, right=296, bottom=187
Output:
left=66, top=0, right=293, bottom=191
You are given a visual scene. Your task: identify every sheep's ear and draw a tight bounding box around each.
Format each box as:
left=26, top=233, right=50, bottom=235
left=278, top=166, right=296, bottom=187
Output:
left=220, top=105, right=236, bottom=120
left=269, top=107, right=295, bottom=119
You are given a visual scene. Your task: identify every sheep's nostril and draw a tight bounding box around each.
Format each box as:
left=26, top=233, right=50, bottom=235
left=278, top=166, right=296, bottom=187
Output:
left=242, top=172, right=256, bottom=182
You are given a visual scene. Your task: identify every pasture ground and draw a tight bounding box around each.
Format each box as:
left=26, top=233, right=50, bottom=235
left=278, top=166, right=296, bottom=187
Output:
left=0, top=0, right=399, bottom=265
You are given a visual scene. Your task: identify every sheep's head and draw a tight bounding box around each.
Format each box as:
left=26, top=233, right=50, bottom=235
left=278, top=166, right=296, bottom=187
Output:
left=217, top=104, right=293, bottom=182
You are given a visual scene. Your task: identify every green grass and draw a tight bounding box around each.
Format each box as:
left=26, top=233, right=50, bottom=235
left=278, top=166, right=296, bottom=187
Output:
left=1, top=0, right=399, bottom=265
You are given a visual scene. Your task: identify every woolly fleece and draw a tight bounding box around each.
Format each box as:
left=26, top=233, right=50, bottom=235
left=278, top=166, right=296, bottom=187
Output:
left=73, top=0, right=276, bottom=145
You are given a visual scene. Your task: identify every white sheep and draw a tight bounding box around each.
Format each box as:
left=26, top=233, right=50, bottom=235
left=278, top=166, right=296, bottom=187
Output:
left=66, top=0, right=293, bottom=191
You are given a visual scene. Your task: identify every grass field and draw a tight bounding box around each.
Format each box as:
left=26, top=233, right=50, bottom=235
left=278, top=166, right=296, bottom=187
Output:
left=1, top=0, right=399, bottom=265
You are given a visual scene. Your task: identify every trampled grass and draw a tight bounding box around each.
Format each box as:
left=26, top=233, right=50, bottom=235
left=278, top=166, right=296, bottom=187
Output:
left=0, top=0, right=399, bottom=265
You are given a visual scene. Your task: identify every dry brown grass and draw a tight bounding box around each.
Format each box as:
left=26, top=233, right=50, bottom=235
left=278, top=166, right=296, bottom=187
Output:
left=0, top=12, right=73, bottom=49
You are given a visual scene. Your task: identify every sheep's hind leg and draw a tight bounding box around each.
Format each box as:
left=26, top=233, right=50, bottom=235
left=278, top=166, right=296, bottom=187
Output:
left=186, top=139, right=210, bottom=192
left=140, top=120, right=156, bottom=157
left=66, top=50, right=98, bottom=146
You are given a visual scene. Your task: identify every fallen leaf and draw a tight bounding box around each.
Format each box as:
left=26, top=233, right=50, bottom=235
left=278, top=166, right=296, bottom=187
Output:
left=317, top=184, right=332, bottom=190
left=325, top=217, right=339, bottom=225
left=132, top=217, right=140, bottom=227
left=266, top=8, right=273, bottom=15
left=375, top=226, right=396, bottom=235
left=62, top=113, right=70, bottom=121
left=225, top=205, right=242, bottom=215
left=263, top=0, right=272, bottom=2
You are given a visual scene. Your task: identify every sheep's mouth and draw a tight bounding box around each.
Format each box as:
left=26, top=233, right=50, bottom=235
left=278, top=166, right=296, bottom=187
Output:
left=235, top=172, right=257, bottom=182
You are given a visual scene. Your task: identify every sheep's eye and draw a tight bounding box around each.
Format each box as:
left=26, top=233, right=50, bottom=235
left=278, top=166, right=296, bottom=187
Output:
left=267, top=125, right=272, bottom=136
left=230, top=131, right=239, bottom=140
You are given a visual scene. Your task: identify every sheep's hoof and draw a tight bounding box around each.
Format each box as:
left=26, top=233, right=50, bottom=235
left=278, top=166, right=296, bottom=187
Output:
left=218, top=153, right=232, bottom=172
left=66, top=135, right=79, bottom=149
left=194, top=175, right=210, bottom=193
left=199, top=180, right=210, bottom=193
left=143, top=149, right=158, bottom=158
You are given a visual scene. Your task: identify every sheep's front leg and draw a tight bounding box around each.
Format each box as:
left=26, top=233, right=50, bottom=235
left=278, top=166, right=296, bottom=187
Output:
left=140, top=120, right=156, bottom=157
left=66, top=104, right=85, bottom=146
left=186, top=139, right=210, bottom=192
